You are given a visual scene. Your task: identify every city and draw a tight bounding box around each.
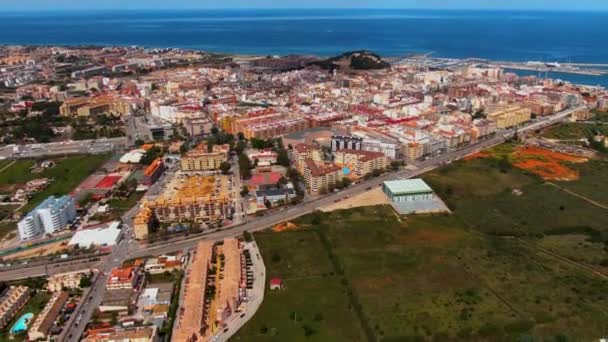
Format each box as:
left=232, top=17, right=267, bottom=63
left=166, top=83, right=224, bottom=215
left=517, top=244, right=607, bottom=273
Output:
left=0, top=3, right=608, bottom=341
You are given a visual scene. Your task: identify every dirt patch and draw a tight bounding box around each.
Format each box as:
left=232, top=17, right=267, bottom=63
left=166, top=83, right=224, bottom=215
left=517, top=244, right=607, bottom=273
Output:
left=464, top=151, right=492, bottom=161
left=512, top=146, right=587, bottom=181
left=2, top=240, right=71, bottom=261
left=321, top=188, right=390, bottom=212
left=272, top=222, right=298, bottom=232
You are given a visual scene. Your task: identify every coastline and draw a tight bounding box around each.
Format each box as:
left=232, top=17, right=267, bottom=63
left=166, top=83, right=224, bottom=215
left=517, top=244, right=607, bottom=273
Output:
left=1, top=42, right=606, bottom=88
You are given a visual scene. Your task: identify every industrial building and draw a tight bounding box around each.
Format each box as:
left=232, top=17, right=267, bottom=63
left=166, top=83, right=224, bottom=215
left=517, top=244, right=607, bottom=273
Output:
left=142, top=158, right=165, bottom=186
left=382, top=179, right=450, bottom=215
left=17, top=195, right=76, bottom=241
left=383, top=179, right=434, bottom=202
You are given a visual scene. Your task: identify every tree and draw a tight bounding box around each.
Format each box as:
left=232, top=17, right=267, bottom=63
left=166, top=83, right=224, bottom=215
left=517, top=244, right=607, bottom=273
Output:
left=238, top=153, right=252, bottom=179
left=243, top=230, right=253, bottom=242
left=341, top=178, right=352, bottom=188
left=220, top=162, right=231, bottom=175
left=264, top=199, right=272, bottom=209
left=141, top=146, right=163, bottom=165
left=240, top=185, right=250, bottom=197
left=277, top=148, right=290, bottom=167
left=499, top=156, right=511, bottom=173
left=79, top=276, right=92, bottom=288
left=211, top=126, right=219, bottom=135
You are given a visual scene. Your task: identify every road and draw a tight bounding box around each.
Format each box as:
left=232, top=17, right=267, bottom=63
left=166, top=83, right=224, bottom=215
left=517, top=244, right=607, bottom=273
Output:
left=0, top=137, right=127, bottom=159
left=0, top=105, right=584, bottom=281
left=62, top=224, right=136, bottom=342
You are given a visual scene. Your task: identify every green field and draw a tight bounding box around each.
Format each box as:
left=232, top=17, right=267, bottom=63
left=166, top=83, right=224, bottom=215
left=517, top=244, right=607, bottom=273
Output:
left=0, top=154, right=109, bottom=211
left=0, top=154, right=110, bottom=238
left=232, top=229, right=367, bottom=342
left=423, top=157, right=608, bottom=237
left=236, top=206, right=608, bottom=341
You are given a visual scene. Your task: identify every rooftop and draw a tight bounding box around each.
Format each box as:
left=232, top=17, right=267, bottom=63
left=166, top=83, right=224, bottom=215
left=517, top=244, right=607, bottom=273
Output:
left=383, top=178, right=433, bottom=195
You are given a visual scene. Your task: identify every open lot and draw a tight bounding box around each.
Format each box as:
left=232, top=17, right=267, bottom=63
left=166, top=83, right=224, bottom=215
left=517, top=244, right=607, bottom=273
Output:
left=0, top=154, right=110, bottom=238
left=238, top=206, right=608, bottom=340
left=232, top=229, right=367, bottom=342
left=0, top=154, right=109, bottom=198
left=423, top=150, right=608, bottom=237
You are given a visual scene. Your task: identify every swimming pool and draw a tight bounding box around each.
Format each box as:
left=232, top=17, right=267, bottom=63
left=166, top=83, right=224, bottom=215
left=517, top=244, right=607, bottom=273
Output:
left=10, top=312, right=33, bottom=335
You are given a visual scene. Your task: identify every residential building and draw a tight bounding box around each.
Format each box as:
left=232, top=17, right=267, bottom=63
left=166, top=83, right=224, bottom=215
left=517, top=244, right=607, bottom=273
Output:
left=331, top=135, right=363, bottom=152
left=47, top=271, right=86, bottom=292
left=172, top=241, right=213, bottom=342
left=334, top=149, right=389, bottom=178
left=0, top=286, right=30, bottom=329
left=17, top=195, right=76, bottom=241
left=486, top=105, right=532, bottom=129
left=292, top=143, right=323, bottom=172
left=183, top=115, right=214, bottom=137
left=181, top=144, right=229, bottom=172
left=107, top=266, right=140, bottom=290
left=144, top=254, right=183, bottom=274
left=302, top=159, right=342, bottom=194
left=216, top=239, right=245, bottom=325
left=28, top=291, right=69, bottom=341
left=82, top=326, right=158, bottom=342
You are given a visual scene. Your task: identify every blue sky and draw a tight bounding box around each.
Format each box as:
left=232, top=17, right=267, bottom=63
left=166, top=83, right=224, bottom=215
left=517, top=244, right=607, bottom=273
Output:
left=2, top=0, right=607, bottom=11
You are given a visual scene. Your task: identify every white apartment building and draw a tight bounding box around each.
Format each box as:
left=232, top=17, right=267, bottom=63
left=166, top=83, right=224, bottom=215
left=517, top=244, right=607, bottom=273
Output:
left=17, top=195, right=76, bottom=241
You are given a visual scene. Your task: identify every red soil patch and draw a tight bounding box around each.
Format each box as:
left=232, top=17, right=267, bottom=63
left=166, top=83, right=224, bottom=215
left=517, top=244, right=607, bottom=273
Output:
left=512, top=146, right=587, bottom=181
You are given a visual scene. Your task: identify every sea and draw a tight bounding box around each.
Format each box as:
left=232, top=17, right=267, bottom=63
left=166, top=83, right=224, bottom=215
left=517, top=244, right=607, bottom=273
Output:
left=1, top=9, right=607, bottom=87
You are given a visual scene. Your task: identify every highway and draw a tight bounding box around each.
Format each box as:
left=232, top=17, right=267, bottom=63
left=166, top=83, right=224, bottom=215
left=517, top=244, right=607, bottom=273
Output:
left=0, top=137, right=127, bottom=159
left=0, top=105, right=584, bottom=283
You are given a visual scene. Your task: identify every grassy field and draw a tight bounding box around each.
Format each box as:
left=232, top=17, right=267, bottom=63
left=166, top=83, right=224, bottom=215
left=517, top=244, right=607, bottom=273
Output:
left=0, top=154, right=110, bottom=238
left=556, top=159, right=608, bottom=207
left=542, top=123, right=602, bottom=140
left=107, top=191, right=144, bottom=211
left=237, top=206, right=608, bottom=341
left=423, top=157, right=608, bottom=237
left=232, top=229, right=367, bottom=342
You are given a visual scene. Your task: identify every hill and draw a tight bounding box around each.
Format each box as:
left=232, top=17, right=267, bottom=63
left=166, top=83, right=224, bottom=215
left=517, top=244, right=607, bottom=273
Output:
left=309, top=50, right=390, bottom=71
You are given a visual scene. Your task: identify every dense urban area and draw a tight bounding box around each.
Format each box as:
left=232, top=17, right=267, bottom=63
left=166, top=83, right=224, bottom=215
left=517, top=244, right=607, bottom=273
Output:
left=0, top=45, right=607, bottom=341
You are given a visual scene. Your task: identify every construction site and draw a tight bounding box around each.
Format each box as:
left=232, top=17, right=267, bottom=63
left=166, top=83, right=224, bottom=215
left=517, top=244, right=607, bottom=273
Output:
left=133, top=173, right=235, bottom=240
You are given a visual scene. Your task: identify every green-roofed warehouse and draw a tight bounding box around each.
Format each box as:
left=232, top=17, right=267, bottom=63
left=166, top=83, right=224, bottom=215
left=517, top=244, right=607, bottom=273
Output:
left=382, top=179, right=434, bottom=203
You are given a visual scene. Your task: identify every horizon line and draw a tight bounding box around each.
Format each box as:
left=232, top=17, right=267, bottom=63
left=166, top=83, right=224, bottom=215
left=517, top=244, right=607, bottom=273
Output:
left=1, top=8, right=607, bottom=13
